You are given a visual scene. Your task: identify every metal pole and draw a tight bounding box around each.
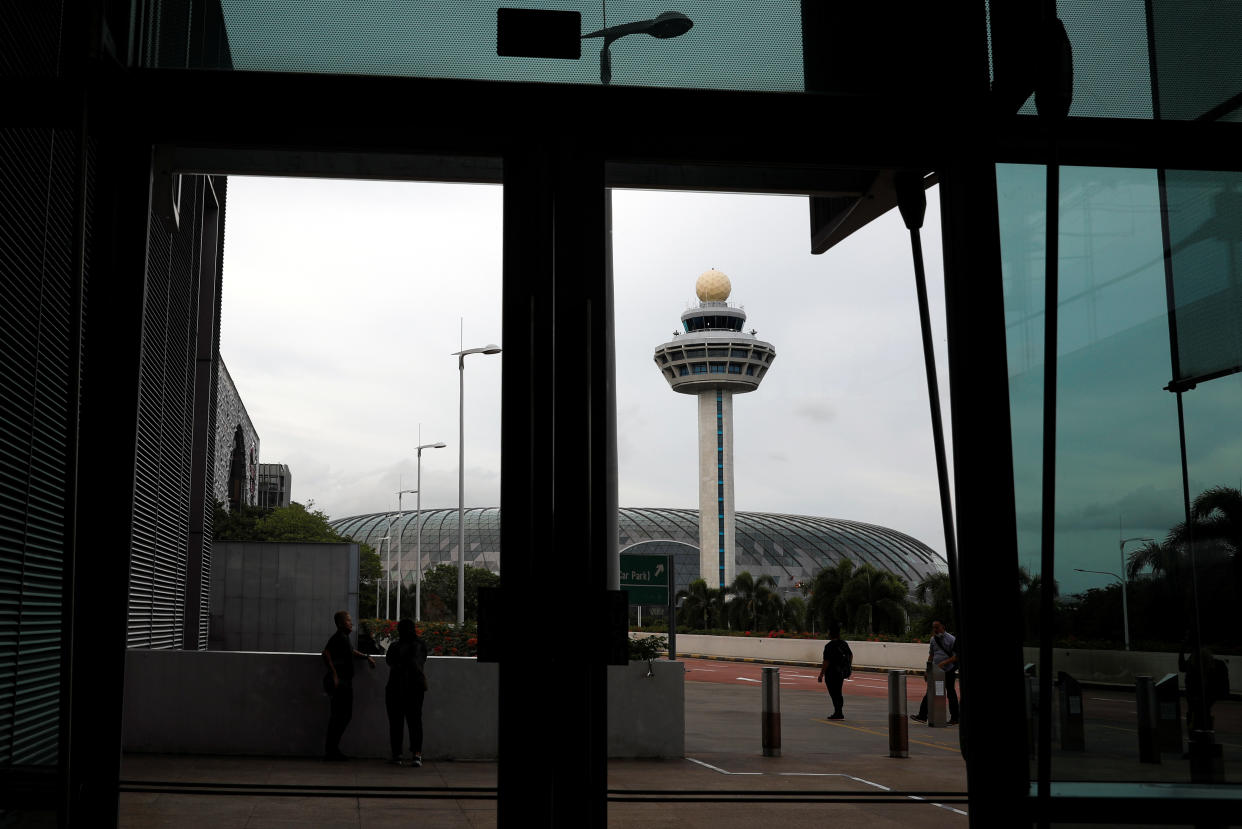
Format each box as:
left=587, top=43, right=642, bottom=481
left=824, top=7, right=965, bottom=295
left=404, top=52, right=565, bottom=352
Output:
left=385, top=520, right=392, bottom=619
left=396, top=492, right=403, bottom=620
left=1120, top=565, right=1131, bottom=652
left=416, top=448, right=423, bottom=622
left=761, top=666, right=781, bottom=757
left=667, top=553, right=676, bottom=660
left=888, top=670, right=909, bottom=758
left=458, top=353, right=466, bottom=626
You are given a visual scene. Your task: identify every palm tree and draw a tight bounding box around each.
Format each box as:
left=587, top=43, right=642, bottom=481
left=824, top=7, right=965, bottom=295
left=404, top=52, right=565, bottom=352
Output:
left=780, top=596, right=808, bottom=632
left=807, top=557, right=855, bottom=633
left=838, top=563, right=909, bottom=635
left=676, top=578, right=721, bottom=631
left=1126, top=540, right=1175, bottom=580
left=727, top=571, right=781, bottom=631
left=913, top=571, right=954, bottom=631
left=1018, top=564, right=1059, bottom=642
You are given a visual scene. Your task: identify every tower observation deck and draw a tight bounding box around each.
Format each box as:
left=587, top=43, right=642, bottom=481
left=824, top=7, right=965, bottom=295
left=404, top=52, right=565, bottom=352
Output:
left=652, top=269, right=776, bottom=589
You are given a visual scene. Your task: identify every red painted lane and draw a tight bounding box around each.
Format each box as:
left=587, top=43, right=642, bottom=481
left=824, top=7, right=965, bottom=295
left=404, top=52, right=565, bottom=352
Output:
left=679, top=657, right=927, bottom=702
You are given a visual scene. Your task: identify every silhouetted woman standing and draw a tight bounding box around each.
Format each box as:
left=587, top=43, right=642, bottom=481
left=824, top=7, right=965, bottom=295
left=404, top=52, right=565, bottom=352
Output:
left=385, top=619, right=428, bottom=766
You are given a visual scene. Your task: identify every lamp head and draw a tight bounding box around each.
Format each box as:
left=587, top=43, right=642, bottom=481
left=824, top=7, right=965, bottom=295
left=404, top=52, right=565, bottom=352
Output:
left=648, top=11, right=692, bottom=38
left=433, top=441, right=447, bottom=448
left=481, top=344, right=503, bottom=354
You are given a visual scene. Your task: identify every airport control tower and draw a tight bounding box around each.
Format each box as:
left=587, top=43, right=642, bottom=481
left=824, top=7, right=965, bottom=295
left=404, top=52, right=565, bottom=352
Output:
left=653, top=269, right=776, bottom=589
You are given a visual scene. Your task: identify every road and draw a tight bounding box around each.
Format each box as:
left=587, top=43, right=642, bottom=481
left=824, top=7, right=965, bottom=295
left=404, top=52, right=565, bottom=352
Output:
left=680, top=656, right=932, bottom=704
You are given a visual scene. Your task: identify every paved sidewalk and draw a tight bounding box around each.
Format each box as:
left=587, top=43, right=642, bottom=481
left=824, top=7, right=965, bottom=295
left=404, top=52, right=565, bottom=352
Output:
left=118, top=677, right=969, bottom=828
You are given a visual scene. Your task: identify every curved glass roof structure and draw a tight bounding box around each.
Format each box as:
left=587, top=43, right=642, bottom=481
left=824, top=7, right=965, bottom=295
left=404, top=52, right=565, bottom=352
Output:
left=330, top=507, right=943, bottom=599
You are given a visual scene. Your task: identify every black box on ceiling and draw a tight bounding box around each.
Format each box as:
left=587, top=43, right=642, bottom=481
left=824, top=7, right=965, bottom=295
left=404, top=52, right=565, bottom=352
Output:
left=497, top=8, right=582, bottom=60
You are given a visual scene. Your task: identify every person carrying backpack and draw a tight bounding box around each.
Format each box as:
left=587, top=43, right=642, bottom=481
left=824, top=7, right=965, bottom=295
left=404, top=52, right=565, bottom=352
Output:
left=817, top=623, right=853, bottom=720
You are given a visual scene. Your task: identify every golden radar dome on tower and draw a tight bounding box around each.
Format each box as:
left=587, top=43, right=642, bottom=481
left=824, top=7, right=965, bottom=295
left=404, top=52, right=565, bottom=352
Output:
left=695, top=268, right=731, bottom=302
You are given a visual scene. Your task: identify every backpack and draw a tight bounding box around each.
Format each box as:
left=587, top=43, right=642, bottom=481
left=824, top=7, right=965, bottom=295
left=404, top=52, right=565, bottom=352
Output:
left=835, top=640, right=853, bottom=680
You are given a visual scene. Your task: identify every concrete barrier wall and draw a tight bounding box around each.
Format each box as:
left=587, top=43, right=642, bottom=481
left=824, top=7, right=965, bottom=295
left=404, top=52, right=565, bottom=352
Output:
left=638, top=633, right=1239, bottom=691
left=209, top=541, right=359, bottom=653
left=659, top=632, right=929, bottom=671
left=122, top=649, right=683, bottom=759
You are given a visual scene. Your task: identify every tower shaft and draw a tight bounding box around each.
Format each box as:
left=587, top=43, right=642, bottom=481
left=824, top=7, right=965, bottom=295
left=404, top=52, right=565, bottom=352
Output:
left=698, top=390, right=735, bottom=589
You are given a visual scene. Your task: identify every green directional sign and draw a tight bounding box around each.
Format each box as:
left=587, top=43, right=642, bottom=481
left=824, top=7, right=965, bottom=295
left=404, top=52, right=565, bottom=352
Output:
left=620, top=553, right=670, bottom=605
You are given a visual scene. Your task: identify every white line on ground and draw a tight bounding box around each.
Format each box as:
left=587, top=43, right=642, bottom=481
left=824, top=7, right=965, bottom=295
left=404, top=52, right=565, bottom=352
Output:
left=736, top=677, right=760, bottom=683
left=685, top=758, right=762, bottom=775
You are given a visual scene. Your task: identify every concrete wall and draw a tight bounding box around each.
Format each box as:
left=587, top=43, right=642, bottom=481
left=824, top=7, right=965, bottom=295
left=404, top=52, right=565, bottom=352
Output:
left=209, top=542, right=358, bottom=653
left=665, top=632, right=929, bottom=671
left=641, top=633, right=1240, bottom=692
left=122, top=649, right=683, bottom=759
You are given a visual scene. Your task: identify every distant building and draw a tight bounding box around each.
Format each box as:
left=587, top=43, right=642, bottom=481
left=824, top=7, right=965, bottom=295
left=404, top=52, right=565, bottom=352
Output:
left=652, top=269, right=776, bottom=588
left=214, top=361, right=260, bottom=510
left=330, top=507, right=942, bottom=600
left=257, top=463, right=293, bottom=508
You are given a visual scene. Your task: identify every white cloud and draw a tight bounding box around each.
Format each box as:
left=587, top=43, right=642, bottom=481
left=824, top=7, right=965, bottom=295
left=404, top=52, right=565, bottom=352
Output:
left=222, top=178, right=951, bottom=559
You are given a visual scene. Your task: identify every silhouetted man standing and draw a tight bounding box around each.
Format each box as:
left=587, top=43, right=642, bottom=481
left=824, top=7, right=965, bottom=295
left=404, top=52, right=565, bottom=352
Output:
left=910, top=620, right=959, bottom=725
left=321, top=610, right=375, bottom=760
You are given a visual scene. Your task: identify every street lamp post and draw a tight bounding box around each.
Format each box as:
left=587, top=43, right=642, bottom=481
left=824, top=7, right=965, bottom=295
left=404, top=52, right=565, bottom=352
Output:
left=1119, top=536, right=1155, bottom=651
left=1073, top=562, right=1140, bottom=651
left=394, top=489, right=417, bottom=620
left=453, top=344, right=502, bottom=626
left=414, top=440, right=447, bottom=622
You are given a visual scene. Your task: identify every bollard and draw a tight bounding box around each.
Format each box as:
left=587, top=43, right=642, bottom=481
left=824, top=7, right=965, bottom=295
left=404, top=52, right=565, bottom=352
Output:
left=1057, top=671, right=1085, bottom=751
left=1136, top=675, right=1160, bottom=763
left=1154, top=673, right=1182, bottom=754
left=761, top=666, right=781, bottom=757
left=926, top=660, right=948, bottom=727
left=888, top=670, right=908, bottom=758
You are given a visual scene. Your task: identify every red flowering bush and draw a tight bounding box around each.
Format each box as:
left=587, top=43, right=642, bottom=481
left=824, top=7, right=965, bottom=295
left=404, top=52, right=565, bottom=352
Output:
left=361, top=619, right=479, bottom=656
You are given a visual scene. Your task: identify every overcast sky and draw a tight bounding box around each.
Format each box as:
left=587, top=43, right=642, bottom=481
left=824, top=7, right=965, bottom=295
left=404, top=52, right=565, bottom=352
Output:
left=220, top=177, right=954, bottom=564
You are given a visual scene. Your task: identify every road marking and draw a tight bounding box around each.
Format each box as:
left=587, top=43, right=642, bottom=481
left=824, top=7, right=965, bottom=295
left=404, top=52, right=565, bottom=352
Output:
left=908, top=794, right=969, bottom=816
left=693, top=761, right=967, bottom=814
left=685, top=758, right=761, bottom=775
left=813, top=718, right=961, bottom=753
left=736, top=677, right=760, bottom=683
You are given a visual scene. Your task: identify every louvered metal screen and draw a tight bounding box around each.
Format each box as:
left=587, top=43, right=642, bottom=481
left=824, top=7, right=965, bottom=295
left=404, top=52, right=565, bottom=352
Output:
left=127, top=178, right=216, bottom=649
left=0, top=125, right=79, bottom=765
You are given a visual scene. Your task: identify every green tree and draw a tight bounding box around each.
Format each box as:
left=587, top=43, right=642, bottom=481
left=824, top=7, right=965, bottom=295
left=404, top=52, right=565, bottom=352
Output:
left=911, top=571, right=954, bottom=633
left=676, top=578, right=722, bottom=630
left=211, top=500, right=269, bottom=540
left=1017, top=564, right=1059, bottom=644
left=413, top=564, right=500, bottom=623
left=727, top=571, right=781, bottom=631
left=779, top=595, right=808, bottom=632
left=839, top=563, right=908, bottom=635
left=807, top=558, right=855, bottom=633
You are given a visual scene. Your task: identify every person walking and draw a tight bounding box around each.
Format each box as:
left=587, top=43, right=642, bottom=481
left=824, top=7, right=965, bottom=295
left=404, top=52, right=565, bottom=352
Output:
left=385, top=619, right=429, bottom=767
left=817, top=623, right=853, bottom=720
left=321, top=610, right=375, bottom=760
left=911, top=619, right=959, bottom=725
